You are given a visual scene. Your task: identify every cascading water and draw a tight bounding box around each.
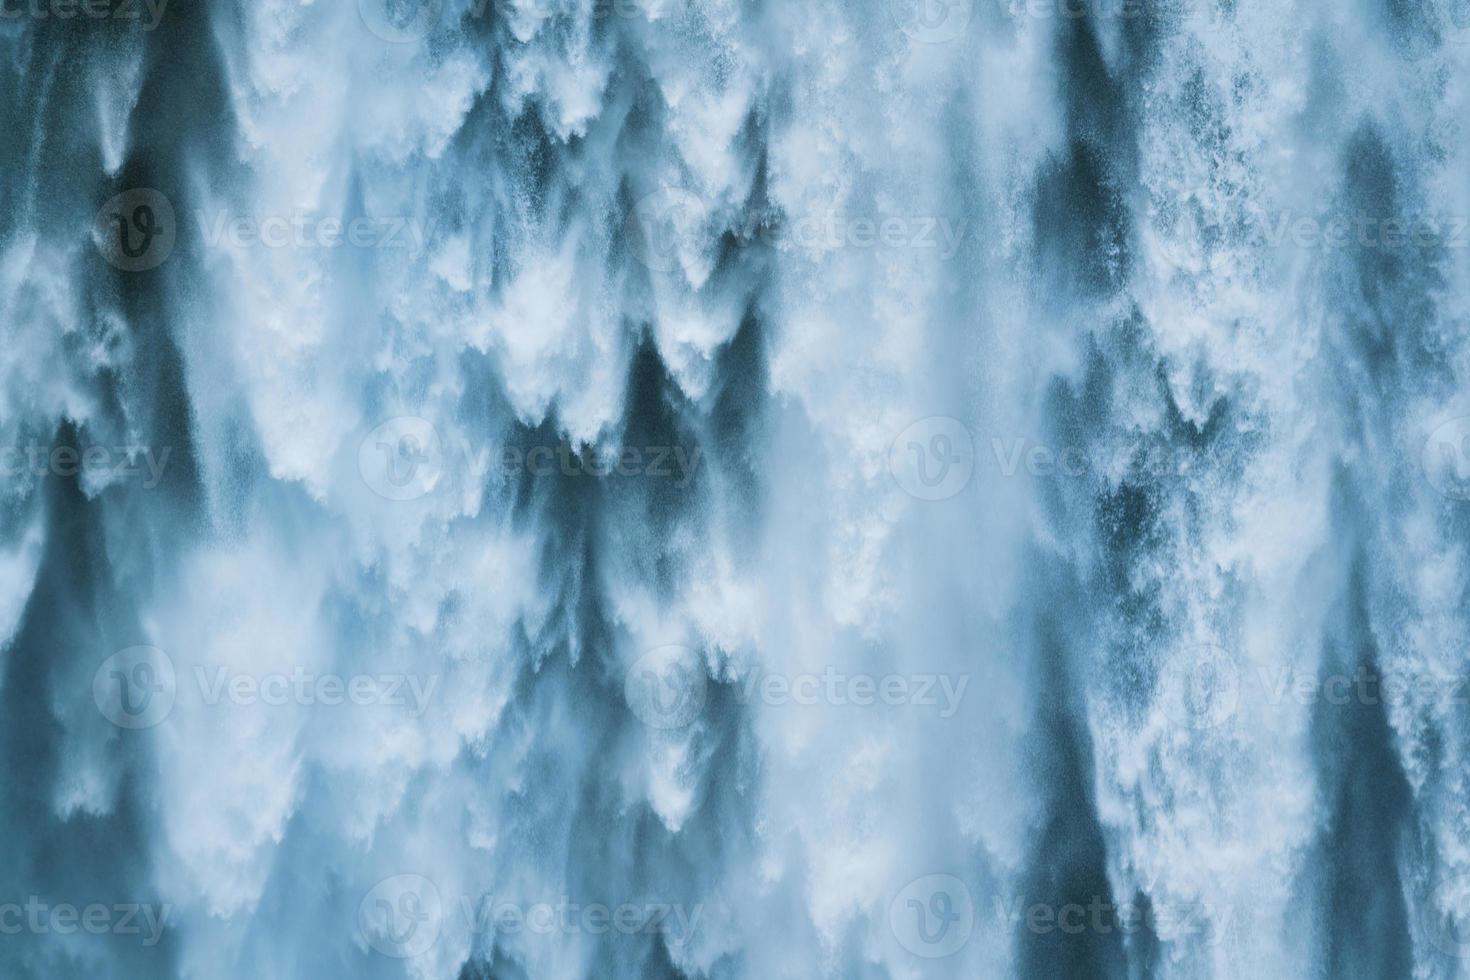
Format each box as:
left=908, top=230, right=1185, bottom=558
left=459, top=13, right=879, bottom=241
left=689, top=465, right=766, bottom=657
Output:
left=3, top=0, right=1470, bottom=976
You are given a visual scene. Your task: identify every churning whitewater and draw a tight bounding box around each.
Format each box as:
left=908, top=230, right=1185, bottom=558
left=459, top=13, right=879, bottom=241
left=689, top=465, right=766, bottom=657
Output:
left=3, top=0, right=1470, bottom=976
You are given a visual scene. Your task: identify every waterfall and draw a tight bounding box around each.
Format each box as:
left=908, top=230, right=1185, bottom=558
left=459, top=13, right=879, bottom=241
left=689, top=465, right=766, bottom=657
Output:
left=3, top=0, right=1470, bottom=976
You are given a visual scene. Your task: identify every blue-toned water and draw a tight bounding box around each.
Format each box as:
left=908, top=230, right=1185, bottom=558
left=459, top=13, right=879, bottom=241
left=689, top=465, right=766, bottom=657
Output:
left=4, top=0, right=1470, bottom=976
